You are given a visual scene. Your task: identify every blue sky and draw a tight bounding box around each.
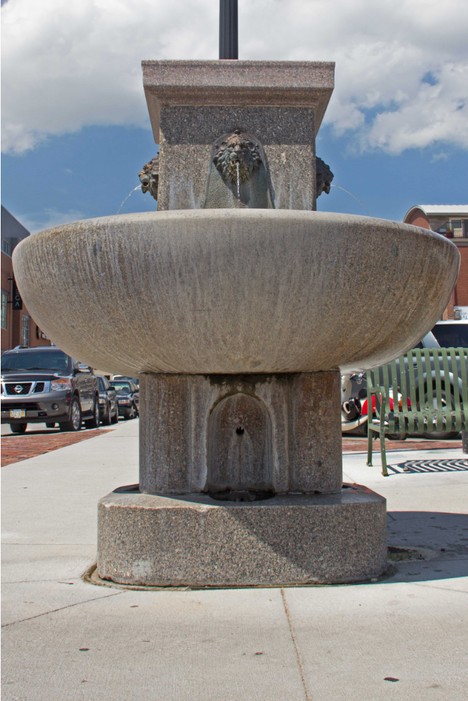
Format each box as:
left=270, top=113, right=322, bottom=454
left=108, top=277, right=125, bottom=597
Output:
left=2, top=0, right=468, bottom=232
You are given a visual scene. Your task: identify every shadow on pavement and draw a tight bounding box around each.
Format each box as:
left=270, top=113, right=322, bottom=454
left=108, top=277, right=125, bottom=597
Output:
left=384, top=510, right=468, bottom=584
left=387, top=458, right=468, bottom=474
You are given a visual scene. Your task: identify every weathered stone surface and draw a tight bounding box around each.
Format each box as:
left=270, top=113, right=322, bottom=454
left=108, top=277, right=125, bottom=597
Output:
left=13, top=210, right=460, bottom=377
left=142, top=60, right=335, bottom=134
left=139, top=372, right=342, bottom=496
left=207, top=391, right=273, bottom=493
left=143, top=61, right=333, bottom=210
left=156, top=105, right=315, bottom=210
left=289, top=373, right=342, bottom=492
left=97, top=485, right=387, bottom=586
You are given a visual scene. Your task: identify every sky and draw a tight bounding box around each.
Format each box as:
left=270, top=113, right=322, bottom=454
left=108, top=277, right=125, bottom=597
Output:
left=1, top=0, right=468, bottom=233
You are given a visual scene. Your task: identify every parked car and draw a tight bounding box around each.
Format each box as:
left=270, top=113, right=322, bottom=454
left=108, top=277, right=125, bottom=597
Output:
left=1, top=345, right=99, bottom=433
left=432, top=319, right=468, bottom=348
left=113, top=374, right=140, bottom=387
left=109, top=379, right=139, bottom=420
left=341, top=329, right=467, bottom=439
left=97, top=376, right=119, bottom=425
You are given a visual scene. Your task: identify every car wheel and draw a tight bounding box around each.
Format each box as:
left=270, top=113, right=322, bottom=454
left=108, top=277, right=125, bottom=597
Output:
left=102, top=401, right=112, bottom=426
left=346, top=422, right=368, bottom=437
left=84, top=398, right=100, bottom=429
left=111, top=405, right=119, bottom=423
left=11, top=423, right=27, bottom=434
left=387, top=432, right=407, bottom=441
left=122, top=409, right=131, bottom=420
left=59, top=397, right=82, bottom=432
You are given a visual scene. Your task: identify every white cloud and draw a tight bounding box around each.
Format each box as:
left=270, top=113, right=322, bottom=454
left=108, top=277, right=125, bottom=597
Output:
left=363, top=63, right=468, bottom=153
left=18, top=208, right=87, bottom=234
left=2, top=0, right=468, bottom=154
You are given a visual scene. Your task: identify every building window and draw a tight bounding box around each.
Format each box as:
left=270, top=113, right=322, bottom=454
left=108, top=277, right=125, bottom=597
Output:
left=1, top=290, right=8, bottom=329
left=450, top=220, right=463, bottom=238
left=435, top=220, right=450, bottom=235
left=1, top=239, right=12, bottom=256
left=21, top=314, right=30, bottom=347
left=36, top=326, right=49, bottom=341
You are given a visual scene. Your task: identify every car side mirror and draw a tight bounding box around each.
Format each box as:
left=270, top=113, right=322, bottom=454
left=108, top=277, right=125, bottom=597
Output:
left=76, top=363, right=92, bottom=373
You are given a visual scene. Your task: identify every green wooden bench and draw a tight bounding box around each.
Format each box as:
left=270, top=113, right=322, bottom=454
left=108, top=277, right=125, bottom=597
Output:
left=366, top=347, right=468, bottom=475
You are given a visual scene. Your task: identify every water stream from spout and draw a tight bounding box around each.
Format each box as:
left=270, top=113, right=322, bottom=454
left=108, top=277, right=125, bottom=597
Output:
left=117, top=185, right=142, bottom=214
left=236, top=162, right=241, bottom=200
left=330, top=184, right=364, bottom=206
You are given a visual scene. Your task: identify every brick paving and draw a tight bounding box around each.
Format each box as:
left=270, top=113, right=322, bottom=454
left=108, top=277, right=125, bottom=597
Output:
left=1, top=427, right=460, bottom=467
left=1, top=428, right=113, bottom=467
left=343, top=435, right=462, bottom=453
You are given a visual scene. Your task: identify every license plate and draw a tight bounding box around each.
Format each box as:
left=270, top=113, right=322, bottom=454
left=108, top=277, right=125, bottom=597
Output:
left=10, top=409, right=26, bottom=419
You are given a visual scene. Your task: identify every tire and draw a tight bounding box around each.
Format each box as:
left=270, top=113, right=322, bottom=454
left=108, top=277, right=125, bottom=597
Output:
left=84, top=398, right=100, bottom=429
left=111, top=405, right=119, bottom=424
left=422, top=430, right=459, bottom=440
left=102, top=401, right=112, bottom=426
left=59, top=397, right=82, bottom=432
left=122, top=405, right=137, bottom=420
left=11, top=423, right=27, bottom=434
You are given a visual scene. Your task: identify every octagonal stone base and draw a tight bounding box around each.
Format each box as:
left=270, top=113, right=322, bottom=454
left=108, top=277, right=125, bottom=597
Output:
left=97, top=484, right=387, bottom=587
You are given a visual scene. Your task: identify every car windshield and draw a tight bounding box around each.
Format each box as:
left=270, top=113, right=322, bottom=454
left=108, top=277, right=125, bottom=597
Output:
left=1, top=349, right=71, bottom=373
left=432, top=323, right=468, bottom=348
left=111, top=382, right=131, bottom=394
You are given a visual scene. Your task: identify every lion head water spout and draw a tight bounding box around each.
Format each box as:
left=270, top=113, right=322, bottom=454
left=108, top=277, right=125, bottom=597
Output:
left=205, top=129, right=274, bottom=208
left=139, top=156, right=159, bottom=200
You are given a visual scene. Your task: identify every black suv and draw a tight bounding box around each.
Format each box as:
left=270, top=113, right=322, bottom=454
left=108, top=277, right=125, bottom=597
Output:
left=1, top=346, right=99, bottom=433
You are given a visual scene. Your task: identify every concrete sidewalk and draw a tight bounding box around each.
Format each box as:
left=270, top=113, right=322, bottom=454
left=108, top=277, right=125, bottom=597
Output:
left=2, top=419, right=468, bottom=700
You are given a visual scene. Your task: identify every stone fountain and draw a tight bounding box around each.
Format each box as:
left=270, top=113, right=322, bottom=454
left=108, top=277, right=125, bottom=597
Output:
left=13, top=27, right=459, bottom=587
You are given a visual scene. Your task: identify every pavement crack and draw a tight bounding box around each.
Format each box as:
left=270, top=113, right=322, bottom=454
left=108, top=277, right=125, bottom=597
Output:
left=1, top=591, right=123, bottom=628
left=281, top=588, right=313, bottom=701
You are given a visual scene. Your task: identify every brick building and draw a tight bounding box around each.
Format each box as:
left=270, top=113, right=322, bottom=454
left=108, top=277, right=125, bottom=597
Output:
left=1, top=206, right=51, bottom=351
left=404, top=205, right=468, bottom=319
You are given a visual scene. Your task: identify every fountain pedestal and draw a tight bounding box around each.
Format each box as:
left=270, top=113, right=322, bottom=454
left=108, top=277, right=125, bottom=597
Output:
left=139, top=372, right=342, bottom=495
left=97, top=371, right=387, bottom=586
left=97, top=368, right=389, bottom=586
left=97, top=488, right=387, bottom=586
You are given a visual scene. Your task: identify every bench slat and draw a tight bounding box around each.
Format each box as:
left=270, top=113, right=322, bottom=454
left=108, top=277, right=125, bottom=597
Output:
left=366, top=347, right=467, bottom=475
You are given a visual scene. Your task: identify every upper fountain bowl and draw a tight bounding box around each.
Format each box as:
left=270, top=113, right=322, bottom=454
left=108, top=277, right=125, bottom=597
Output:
left=13, top=209, right=459, bottom=375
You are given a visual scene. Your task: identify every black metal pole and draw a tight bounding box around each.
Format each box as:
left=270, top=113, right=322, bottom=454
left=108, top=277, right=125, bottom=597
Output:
left=219, top=0, right=238, bottom=59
